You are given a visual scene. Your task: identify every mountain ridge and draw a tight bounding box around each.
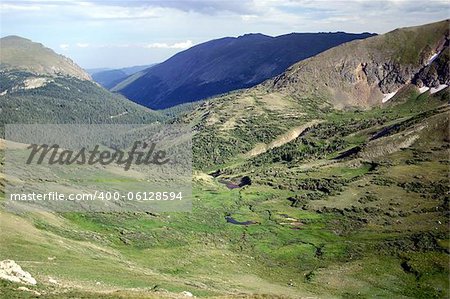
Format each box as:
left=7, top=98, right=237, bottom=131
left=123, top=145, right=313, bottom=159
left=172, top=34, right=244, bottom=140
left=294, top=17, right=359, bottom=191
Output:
left=266, top=19, right=449, bottom=108
left=114, top=31, right=376, bottom=109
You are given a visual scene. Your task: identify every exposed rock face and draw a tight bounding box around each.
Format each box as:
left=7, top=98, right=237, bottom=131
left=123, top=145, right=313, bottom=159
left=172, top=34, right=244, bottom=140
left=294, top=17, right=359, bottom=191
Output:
left=415, top=45, right=450, bottom=88
left=268, top=19, right=449, bottom=108
left=0, top=260, right=37, bottom=285
left=338, top=60, right=419, bottom=93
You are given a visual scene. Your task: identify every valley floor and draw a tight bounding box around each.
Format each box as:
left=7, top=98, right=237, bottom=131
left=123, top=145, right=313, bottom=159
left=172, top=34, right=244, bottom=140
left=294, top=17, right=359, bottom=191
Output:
left=0, top=87, right=449, bottom=298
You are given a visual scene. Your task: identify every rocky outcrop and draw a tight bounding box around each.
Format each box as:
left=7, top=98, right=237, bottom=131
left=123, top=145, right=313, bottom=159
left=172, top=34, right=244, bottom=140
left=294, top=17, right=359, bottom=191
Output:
left=415, top=45, right=450, bottom=88
left=0, top=260, right=37, bottom=285
left=339, top=61, right=419, bottom=93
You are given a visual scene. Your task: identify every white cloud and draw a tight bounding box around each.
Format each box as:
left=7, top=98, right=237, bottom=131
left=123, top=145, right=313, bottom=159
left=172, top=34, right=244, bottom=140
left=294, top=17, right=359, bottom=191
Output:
left=170, top=40, right=194, bottom=49
left=241, top=14, right=258, bottom=21
left=76, top=4, right=166, bottom=20
left=1, top=0, right=448, bottom=68
left=0, top=3, right=41, bottom=11
left=144, top=40, right=193, bottom=49
left=59, top=44, right=69, bottom=50
left=76, top=43, right=89, bottom=48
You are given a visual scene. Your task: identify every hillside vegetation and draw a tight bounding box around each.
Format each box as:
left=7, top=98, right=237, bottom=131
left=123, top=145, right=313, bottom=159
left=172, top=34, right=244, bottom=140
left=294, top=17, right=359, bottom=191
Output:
left=0, top=20, right=449, bottom=298
left=0, top=70, right=163, bottom=128
left=0, top=36, right=164, bottom=128
left=1, top=83, right=448, bottom=298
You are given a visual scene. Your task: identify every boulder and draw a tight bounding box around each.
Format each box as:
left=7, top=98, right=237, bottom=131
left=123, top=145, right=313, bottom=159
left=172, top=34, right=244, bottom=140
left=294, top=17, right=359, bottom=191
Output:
left=0, top=260, right=37, bottom=285
left=180, top=291, right=194, bottom=297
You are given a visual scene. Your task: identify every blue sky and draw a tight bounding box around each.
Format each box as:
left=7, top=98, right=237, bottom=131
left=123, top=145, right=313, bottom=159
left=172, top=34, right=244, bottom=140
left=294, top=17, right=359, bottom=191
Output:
left=1, top=0, right=448, bottom=69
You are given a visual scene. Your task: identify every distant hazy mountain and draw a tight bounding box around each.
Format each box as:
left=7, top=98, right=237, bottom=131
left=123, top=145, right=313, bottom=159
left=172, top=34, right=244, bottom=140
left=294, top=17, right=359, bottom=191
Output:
left=113, top=32, right=376, bottom=109
left=0, top=36, right=161, bottom=125
left=86, top=68, right=110, bottom=75
left=88, top=64, right=155, bottom=89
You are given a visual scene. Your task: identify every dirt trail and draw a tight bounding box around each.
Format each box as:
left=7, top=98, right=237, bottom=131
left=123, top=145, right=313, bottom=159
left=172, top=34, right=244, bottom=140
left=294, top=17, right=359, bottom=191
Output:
left=245, top=120, right=321, bottom=158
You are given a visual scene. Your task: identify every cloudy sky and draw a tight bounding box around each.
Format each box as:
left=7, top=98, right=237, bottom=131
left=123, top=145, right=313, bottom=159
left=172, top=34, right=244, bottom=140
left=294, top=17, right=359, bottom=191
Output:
left=1, top=0, right=448, bottom=69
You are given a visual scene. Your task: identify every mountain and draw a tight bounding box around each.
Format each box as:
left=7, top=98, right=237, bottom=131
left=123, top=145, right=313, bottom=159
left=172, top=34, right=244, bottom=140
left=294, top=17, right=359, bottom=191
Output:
left=88, top=64, right=156, bottom=89
left=0, top=36, right=90, bottom=81
left=85, top=67, right=110, bottom=75
left=268, top=20, right=449, bottom=108
left=0, top=36, right=162, bottom=125
left=186, top=20, right=449, bottom=169
left=1, top=22, right=449, bottom=299
left=113, top=32, right=376, bottom=109
left=176, top=20, right=449, bottom=297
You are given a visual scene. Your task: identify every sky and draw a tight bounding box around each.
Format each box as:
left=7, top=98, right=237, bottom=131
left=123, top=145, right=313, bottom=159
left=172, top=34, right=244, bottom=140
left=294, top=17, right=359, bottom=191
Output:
left=1, top=0, right=449, bottom=69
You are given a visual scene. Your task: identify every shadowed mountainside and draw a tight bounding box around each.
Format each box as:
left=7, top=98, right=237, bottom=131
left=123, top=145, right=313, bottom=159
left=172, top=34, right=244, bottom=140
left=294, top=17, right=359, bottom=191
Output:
left=114, top=32, right=375, bottom=109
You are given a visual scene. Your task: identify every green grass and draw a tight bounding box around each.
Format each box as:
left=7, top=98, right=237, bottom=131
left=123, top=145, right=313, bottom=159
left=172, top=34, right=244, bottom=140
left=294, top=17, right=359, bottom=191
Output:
left=0, top=83, right=448, bottom=298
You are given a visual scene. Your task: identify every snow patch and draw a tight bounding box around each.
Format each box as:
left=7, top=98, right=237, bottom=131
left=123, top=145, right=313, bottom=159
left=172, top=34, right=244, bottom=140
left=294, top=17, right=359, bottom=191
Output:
left=427, top=51, right=440, bottom=65
left=382, top=90, right=398, bottom=103
left=430, top=84, right=448, bottom=94
left=110, top=111, right=129, bottom=119
left=418, top=86, right=430, bottom=93
left=418, top=84, right=448, bottom=95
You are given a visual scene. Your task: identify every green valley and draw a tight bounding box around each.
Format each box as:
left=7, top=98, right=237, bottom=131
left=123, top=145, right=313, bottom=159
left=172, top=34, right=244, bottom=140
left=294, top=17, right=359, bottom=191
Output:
left=0, top=17, right=449, bottom=299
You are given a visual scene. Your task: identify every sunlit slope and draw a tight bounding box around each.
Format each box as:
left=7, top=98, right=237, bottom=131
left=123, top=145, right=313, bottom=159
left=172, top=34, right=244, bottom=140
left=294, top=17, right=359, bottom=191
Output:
left=266, top=19, right=449, bottom=108
left=1, top=85, right=447, bottom=298
left=0, top=36, right=163, bottom=126
left=0, top=36, right=90, bottom=80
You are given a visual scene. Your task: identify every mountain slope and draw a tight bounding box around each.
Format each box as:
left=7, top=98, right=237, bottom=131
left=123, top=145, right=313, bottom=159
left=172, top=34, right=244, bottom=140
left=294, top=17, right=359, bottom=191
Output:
left=176, top=20, right=449, bottom=298
left=0, top=37, right=162, bottom=125
left=0, top=36, right=91, bottom=81
left=184, top=20, right=449, bottom=170
left=0, top=22, right=448, bottom=299
left=267, top=19, right=449, bottom=108
left=114, top=32, right=375, bottom=109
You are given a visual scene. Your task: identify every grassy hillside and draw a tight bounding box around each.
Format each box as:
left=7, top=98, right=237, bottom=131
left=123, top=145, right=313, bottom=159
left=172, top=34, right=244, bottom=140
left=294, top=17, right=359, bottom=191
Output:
left=0, top=21, right=449, bottom=299
left=1, top=85, right=448, bottom=298
left=0, top=36, right=90, bottom=80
